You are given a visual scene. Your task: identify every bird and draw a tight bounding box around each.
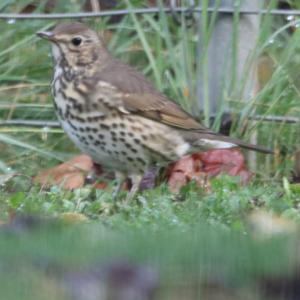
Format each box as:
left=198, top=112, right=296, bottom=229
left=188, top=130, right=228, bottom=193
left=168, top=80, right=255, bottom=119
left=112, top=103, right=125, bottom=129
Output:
left=37, top=22, right=272, bottom=201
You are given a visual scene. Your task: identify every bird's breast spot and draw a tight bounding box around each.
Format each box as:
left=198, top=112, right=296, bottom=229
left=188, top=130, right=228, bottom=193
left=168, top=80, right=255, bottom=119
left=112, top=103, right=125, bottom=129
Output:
left=175, top=142, right=190, bottom=157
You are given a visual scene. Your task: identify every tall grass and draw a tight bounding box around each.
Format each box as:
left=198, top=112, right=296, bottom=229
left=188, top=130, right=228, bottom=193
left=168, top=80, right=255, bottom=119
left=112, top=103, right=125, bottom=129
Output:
left=0, top=0, right=298, bottom=178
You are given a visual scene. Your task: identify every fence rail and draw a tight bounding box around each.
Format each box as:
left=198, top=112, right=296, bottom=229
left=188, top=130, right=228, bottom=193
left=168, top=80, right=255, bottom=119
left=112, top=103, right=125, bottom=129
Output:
left=1, top=7, right=300, bottom=20
left=0, top=114, right=298, bottom=129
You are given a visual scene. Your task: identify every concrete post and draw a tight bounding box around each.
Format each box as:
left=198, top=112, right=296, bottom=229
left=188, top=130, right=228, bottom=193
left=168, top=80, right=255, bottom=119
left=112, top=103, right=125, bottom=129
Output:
left=197, top=0, right=260, bottom=118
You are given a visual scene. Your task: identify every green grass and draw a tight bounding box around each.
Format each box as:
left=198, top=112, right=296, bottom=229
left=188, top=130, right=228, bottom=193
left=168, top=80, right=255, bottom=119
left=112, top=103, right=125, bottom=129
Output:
left=2, top=175, right=300, bottom=229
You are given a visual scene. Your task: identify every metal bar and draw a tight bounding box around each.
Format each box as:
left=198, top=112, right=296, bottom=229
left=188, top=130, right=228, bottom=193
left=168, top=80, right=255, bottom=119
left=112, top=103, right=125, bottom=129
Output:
left=1, top=8, right=300, bottom=20
left=0, top=120, right=61, bottom=128
left=249, top=115, right=300, bottom=124
left=210, top=114, right=300, bottom=124
left=211, top=113, right=300, bottom=124
left=0, top=114, right=298, bottom=128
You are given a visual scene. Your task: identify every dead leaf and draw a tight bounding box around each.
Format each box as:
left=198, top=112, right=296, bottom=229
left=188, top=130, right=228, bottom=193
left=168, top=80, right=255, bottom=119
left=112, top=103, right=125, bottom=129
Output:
left=93, top=182, right=108, bottom=190
left=167, top=154, right=209, bottom=193
left=199, top=149, right=253, bottom=184
left=34, top=155, right=95, bottom=190
left=166, top=149, right=252, bottom=192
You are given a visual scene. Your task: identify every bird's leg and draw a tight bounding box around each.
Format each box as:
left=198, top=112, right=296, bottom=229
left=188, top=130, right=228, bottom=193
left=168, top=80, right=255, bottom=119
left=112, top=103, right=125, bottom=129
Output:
left=125, top=174, right=143, bottom=202
left=112, top=171, right=127, bottom=201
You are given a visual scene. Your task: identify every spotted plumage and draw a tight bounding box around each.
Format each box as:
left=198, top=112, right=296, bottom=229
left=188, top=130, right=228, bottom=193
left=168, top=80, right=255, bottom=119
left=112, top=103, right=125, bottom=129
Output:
left=37, top=22, right=272, bottom=200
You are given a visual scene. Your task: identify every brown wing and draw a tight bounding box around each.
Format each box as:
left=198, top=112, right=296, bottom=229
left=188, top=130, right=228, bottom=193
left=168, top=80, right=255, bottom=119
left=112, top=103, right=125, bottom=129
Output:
left=122, top=93, right=206, bottom=130
left=90, top=58, right=214, bottom=132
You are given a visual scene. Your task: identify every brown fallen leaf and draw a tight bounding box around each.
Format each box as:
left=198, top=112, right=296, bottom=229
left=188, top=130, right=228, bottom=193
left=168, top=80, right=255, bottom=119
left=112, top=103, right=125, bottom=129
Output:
left=198, top=149, right=253, bottom=183
left=166, top=149, right=252, bottom=192
left=166, top=154, right=210, bottom=193
left=34, top=154, right=96, bottom=190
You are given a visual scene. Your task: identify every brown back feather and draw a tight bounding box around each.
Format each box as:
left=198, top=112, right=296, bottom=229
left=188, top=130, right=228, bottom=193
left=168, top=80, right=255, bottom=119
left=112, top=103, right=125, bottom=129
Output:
left=95, top=59, right=212, bottom=131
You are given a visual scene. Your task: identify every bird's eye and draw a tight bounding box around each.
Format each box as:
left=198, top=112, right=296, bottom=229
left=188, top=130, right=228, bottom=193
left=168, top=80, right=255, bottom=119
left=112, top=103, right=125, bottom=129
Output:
left=71, top=37, right=82, bottom=46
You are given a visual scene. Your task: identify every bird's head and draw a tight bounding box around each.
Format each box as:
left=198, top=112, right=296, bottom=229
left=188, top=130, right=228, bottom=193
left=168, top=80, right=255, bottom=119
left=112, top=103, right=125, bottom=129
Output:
left=37, top=22, right=108, bottom=68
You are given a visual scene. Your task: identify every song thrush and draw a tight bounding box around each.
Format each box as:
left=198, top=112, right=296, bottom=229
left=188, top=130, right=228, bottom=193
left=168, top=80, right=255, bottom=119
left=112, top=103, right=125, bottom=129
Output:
left=37, top=22, right=272, bottom=200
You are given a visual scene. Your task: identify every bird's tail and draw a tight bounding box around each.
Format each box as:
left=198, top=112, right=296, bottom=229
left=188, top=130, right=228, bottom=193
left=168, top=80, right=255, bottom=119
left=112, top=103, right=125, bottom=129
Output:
left=189, top=133, right=273, bottom=154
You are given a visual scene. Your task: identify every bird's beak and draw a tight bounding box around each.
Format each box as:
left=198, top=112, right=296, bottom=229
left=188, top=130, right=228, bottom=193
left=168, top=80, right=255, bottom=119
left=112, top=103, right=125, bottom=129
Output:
left=36, top=31, right=56, bottom=42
